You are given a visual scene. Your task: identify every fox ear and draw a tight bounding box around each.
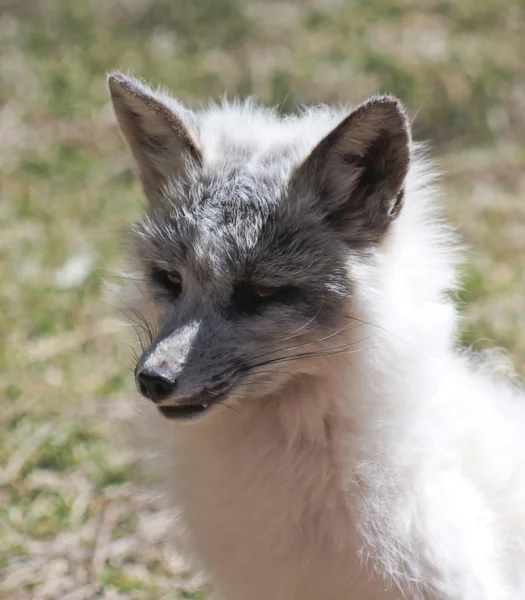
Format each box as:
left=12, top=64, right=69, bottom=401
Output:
left=294, top=96, right=410, bottom=245
left=108, top=72, right=202, bottom=201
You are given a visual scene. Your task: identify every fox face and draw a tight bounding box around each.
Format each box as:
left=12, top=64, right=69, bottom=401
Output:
left=109, top=72, right=410, bottom=421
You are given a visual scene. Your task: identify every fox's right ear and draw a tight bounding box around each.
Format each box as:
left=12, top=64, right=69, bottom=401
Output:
left=107, top=72, right=202, bottom=201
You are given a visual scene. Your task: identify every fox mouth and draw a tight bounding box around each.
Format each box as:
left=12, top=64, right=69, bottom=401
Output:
left=157, top=390, right=228, bottom=421
left=158, top=403, right=213, bottom=420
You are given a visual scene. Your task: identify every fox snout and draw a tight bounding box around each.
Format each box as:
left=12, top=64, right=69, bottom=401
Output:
left=134, top=338, right=183, bottom=404
left=135, top=359, right=221, bottom=420
left=134, top=321, right=233, bottom=421
left=136, top=367, right=176, bottom=403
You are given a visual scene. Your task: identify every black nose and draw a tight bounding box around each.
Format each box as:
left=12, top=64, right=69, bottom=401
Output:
left=136, top=370, right=176, bottom=403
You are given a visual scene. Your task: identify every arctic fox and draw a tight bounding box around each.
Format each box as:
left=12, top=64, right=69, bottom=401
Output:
left=109, top=71, right=525, bottom=600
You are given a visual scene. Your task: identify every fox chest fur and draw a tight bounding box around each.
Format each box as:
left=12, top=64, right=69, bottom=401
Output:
left=159, top=386, right=393, bottom=600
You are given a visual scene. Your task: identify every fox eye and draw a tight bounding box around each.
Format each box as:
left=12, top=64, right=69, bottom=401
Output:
left=166, top=271, right=181, bottom=286
left=231, top=281, right=297, bottom=316
left=252, top=284, right=278, bottom=299
left=152, top=268, right=182, bottom=296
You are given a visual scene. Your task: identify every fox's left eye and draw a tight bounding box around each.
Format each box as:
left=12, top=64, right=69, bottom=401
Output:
left=165, top=272, right=181, bottom=286
left=231, top=281, right=296, bottom=316
left=252, top=284, right=278, bottom=298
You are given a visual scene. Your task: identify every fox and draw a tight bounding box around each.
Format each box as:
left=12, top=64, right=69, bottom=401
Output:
left=108, top=71, right=525, bottom=599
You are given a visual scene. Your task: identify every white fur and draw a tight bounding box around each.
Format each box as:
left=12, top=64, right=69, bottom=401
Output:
left=127, top=97, right=525, bottom=599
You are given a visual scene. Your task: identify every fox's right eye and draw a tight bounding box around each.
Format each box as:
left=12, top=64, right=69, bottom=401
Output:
left=152, top=268, right=183, bottom=297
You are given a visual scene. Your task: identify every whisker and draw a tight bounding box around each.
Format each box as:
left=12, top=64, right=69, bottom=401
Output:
left=344, top=314, right=415, bottom=351
left=251, top=346, right=378, bottom=371
left=240, top=368, right=296, bottom=377
left=230, top=299, right=328, bottom=364
left=219, top=400, right=240, bottom=413
left=121, top=301, right=156, bottom=346
left=245, top=319, right=365, bottom=365
left=242, top=312, right=414, bottom=374
left=203, top=389, right=222, bottom=397
left=247, top=336, right=376, bottom=372
left=293, top=294, right=325, bottom=335
left=122, top=343, right=140, bottom=365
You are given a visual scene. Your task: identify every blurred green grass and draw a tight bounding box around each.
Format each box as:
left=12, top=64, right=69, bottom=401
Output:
left=1, top=0, right=524, bottom=598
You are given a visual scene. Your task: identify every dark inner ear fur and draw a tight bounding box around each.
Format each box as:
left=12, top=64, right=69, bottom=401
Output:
left=108, top=72, right=202, bottom=201
left=295, top=96, right=411, bottom=246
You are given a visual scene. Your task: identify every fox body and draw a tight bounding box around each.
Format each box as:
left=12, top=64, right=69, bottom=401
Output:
left=109, top=72, right=525, bottom=599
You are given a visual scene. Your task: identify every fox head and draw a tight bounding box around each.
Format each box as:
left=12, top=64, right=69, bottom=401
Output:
left=108, top=72, right=411, bottom=421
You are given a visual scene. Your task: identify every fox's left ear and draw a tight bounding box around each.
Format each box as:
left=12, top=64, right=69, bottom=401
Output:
left=294, top=96, right=410, bottom=245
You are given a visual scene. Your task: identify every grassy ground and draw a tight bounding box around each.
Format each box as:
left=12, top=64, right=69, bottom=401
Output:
left=1, top=0, right=524, bottom=598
